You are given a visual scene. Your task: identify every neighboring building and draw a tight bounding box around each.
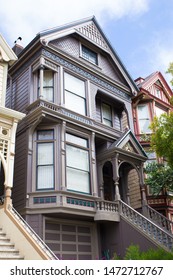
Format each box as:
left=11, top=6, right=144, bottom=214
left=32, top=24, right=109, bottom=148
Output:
left=133, top=71, right=173, bottom=221
left=6, top=17, right=173, bottom=259
left=0, top=34, right=24, bottom=206
left=0, top=34, right=57, bottom=260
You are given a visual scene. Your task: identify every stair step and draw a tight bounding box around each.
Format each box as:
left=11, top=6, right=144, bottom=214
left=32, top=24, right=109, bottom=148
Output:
left=0, top=255, right=24, bottom=260
left=0, top=228, right=24, bottom=259
left=0, top=248, right=20, bottom=253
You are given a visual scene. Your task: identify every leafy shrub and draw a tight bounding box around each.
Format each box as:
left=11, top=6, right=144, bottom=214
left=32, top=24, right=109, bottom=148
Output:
left=113, top=244, right=173, bottom=260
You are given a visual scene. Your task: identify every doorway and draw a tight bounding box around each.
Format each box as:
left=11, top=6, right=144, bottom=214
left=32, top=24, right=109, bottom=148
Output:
left=103, top=161, right=115, bottom=201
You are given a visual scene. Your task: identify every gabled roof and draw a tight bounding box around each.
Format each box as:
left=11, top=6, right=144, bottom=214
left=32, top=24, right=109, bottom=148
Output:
left=0, top=34, right=17, bottom=65
left=135, top=71, right=173, bottom=99
left=109, top=129, right=148, bottom=158
left=36, top=16, right=138, bottom=94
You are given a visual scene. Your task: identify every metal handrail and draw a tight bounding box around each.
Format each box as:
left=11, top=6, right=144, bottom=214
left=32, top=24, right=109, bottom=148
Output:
left=119, top=200, right=173, bottom=252
left=8, top=205, right=58, bottom=260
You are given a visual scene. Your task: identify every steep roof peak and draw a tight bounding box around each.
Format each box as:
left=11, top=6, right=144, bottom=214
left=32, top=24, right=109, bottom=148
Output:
left=37, top=16, right=96, bottom=37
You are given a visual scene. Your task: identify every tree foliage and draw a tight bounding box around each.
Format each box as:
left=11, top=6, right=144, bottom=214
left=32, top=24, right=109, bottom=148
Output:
left=113, top=244, right=173, bottom=260
left=166, top=62, right=173, bottom=87
left=150, top=112, right=173, bottom=168
left=144, top=162, right=173, bottom=195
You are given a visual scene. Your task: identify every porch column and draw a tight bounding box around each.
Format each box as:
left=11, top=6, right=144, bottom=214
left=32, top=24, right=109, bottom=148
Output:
left=97, top=162, right=104, bottom=199
left=39, top=65, right=44, bottom=98
left=112, top=153, right=120, bottom=201
left=139, top=163, right=147, bottom=207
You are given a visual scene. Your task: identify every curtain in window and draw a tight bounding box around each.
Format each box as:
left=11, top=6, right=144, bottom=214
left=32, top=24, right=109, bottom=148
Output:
left=43, top=70, right=54, bottom=102
left=37, top=143, right=54, bottom=189
left=38, top=70, right=54, bottom=102
left=66, top=144, right=90, bottom=193
left=137, top=105, right=151, bottom=133
left=102, top=103, right=112, bottom=127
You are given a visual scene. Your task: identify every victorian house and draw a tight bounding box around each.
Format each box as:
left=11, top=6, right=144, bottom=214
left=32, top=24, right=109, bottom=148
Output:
left=0, top=34, right=57, bottom=260
left=6, top=17, right=173, bottom=259
left=133, top=71, right=173, bottom=224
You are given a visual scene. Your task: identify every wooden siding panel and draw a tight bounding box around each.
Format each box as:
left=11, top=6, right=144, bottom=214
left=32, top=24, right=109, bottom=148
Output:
left=128, top=169, right=142, bottom=209
left=100, top=55, right=125, bottom=83
left=95, top=98, right=101, bottom=122
left=12, top=131, right=27, bottom=210
left=5, top=79, right=11, bottom=108
left=0, top=64, right=4, bottom=105
left=11, top=69, right=29, bottom=113
left=114, top=112, right=121, bottom=131
left=52, top=37, right=80, bottom=58
left=51, top=36, right=127, bottom=84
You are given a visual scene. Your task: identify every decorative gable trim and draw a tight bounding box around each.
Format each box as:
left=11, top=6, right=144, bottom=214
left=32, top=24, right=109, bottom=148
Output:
left=38, top=17, right=138, bottom=94
left=0, top=35, right=17, bottom=65
left=42, top=49, right=131, bottom=100
left=77, top=22, right=109, bottom=50
left=109, top=129, right=147, bottom=158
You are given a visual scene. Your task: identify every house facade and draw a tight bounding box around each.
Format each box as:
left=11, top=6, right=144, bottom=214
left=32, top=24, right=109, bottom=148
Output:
left=133, top=71, right=173, bottom=222
left=0, top=34, right=25, bottom=206
left=6, top=17, right=165, bottom=260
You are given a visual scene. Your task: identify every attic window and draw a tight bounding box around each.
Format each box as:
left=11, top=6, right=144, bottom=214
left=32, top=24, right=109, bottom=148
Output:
left=82, top=45, right=97, bottom=65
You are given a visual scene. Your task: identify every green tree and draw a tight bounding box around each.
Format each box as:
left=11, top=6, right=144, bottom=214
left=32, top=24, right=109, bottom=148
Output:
left=144, top=162, right=173, bottom=195
left=166, top=62, right=173, bottom=86
left=150, top=112, right=173, bottom=168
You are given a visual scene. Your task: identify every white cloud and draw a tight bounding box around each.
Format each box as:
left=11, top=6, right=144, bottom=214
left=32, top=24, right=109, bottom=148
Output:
left=0, top=0, right=150, bottom=47
left=144, top=31, right=173, bottom=85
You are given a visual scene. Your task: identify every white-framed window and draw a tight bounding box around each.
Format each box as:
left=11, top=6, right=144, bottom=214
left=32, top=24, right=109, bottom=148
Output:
left=66, top=133, right=90, bottom=194
left=64, top=72, right=86, bottom=115
left=38, top=69, right=54, bottom=102
left=137, top=104, right=151, bottom=133
left=102, top=102, right=113, bottom=127
left=156, top=89, right=161, bottom=99
left=81, top=45, right=98, bottom=65
left=36, top=130, right=54, bottom=190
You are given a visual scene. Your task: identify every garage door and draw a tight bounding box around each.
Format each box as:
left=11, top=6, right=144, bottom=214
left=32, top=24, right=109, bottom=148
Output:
left=44, top=219, right=96, bottom=260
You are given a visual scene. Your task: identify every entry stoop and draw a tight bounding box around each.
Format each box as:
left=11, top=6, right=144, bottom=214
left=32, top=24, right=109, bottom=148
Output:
left=0, top=228, right=24, bottom=260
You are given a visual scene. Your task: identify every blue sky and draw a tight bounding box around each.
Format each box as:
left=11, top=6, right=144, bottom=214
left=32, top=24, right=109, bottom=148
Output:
left=1, top=0, right=173, bottom=86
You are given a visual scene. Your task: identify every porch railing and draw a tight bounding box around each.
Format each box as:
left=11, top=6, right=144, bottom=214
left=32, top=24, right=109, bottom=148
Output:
left=96, top=200, right=119, bottom=212
left=143, top=204, right=173, bottom=234
left=119, top=200, right=173, bottom=252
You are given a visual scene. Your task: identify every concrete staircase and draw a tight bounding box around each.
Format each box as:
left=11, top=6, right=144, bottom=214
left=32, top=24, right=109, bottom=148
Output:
left=0, top=227, right=24, bottom=260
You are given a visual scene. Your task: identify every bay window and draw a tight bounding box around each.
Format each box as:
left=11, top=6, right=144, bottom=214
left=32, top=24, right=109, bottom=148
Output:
left=36, top=130, right=54, bottom=190
left=137, top=104, right=151, bottom=133
left=38, top=69, right=54, bottom=102
left=64, top=72, right=86, bottom=115
left=66, top=133, right=90, bottom=194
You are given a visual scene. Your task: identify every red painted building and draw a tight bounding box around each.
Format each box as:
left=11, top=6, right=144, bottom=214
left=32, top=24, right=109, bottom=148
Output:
left=133, top=71, right=173, bottom=222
